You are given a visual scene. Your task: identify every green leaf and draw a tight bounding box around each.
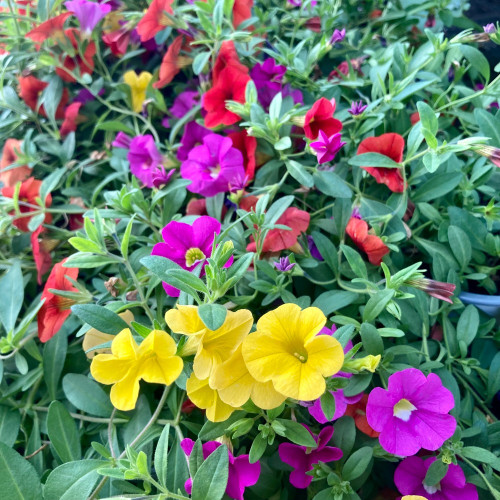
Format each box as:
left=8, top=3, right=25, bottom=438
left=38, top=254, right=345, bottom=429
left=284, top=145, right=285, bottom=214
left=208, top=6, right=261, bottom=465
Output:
left=0, top=442, right=42, bottom=500
left=0, top=261, right=24, bottom=334
left=474, top=108, right=500, bottom=147
left=359, top=323, right=384, bottom=355
left=320, top=391, right=335, bottom=421
left=348, top=152, right=401, bottom=169
left=342, top=447, right=373, bottom=481
left=63, top=253, right=119, bottom=268
left=310, top=231, right=338, bottom=275
left=0, top=406, right=20, bottom=447
left=68, top=237, right=103, bottom=254
left=43, top=332, right=68, bottom=400
left=423, top=459, right=448, bottom=487
left=274, top=419, right=316, bottom=447
left=487, top=352, right=500, bottom=402
left=447, top=226, right=471, bottom=269
left=40, top=168, right=66, bottom=205
left=340, top=244, right=367, bottom=279
left=274, top=136, right=291, bottom=151
left=461, top=447, right=500, bottom=472
left=166, top=436, right=189, bottom=494
left=198, top=304, right=227, bottom=331
left=199, top=412, right=245, bottom=440
left=41, top=76, right=63, bottom=123
left=249, top=432, right=267, bottom=464
left=332, top=416, right=356, bottom=456
left=62, top=374, right=114, bottom=417
left=192, top=51, right=211, bottom=75
left=71, top=304, right=129, bottom=335
left=412, top=173, right=462, bottom=202
left=47, top=401, right=81, bottom=463
left=94, top=121, right=135, bottom=136
left=313, top=171, right=352, bottom=198
left=120, top=216, right=136, bottom=260
left=285, top=160, right=314, bottom=187
left=343, top=373, right=372, bottom=397
left=191, top=445, right=229, bottom=500
left=312, top=290, right=357, bottom=316
left=189, top=440, right=205, bottom=479
left=456, top=305, right=479, bottom=348
left=417, top=101, right=438, bottom=135
left=362, top=289, right=395, bottom=323
left=460, top=44, right=490, bottom=81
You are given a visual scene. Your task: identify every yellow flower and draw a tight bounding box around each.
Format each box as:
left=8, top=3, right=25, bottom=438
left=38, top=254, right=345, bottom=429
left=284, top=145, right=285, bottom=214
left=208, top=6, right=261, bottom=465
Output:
left=402, top=497, right=428, bottom=500
left=186, top=372, right=237, bottom=422
left=90, top=328, right=183, bottom=411
left=211, top=345, right=287, bottom=409
left=123, top=71, right=153, bottom=112
left=342, top=354, right=381, bottom=373
left=165, top=305, right=253, bottom=384
left=82, top=310, right=134, bottom=359
left=242, top=304, right=344, bottom=401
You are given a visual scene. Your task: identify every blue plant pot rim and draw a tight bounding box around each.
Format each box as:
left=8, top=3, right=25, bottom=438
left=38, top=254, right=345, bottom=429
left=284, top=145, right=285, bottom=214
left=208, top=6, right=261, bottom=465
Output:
left=459, top=291, right=500, bottom=307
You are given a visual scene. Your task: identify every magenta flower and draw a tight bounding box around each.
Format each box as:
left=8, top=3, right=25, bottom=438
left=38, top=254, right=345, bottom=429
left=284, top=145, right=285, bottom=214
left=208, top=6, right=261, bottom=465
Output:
left=250, top=58, right=286, bottom=108
left=483, top=23, right=496, bottom=34
left=406, top=278, right=456, bottom=304
left=180, top=438, right=261, bottom=500
left=307, top=235, right=324, bottom=261
left=177, top=121, right=211, bottom=161
left=366, top=368, right=456, bottom=456
left=151, top=216, right=230, bottom=297
left=65, top=0, right=111, bottom=35
left=274, top=256, right=295, bottom=272
left=180, top=134, right=246, bottom=197
left=127, top=135, right=164, bottom=188
left=351, top=207, right=362, bottom=219
left=112, top=131, right=132, bottom=149
left=310, top=131, right=346, bottom=164
left=347, top=100, right=368, bottom=116
left=171, top=90, right=200, bottom=119
left=330, top=28, right=346, bottom=44
left=278, top=426, right=342, bottom=489
left=395, top=456, right=478, bottom=500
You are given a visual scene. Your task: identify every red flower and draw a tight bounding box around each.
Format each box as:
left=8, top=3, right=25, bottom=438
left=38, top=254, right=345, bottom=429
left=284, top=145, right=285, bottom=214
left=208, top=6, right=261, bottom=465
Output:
left=153, top=35, right=192, bottom=89
left=357, top=132, right=406, bottom=192
left=203, top=65, right=250, bottom=128
left=68, top=196, right=86, bottom=230
left=303, top=97, right=343, bottom=140
left=185, top=198, right=228, bottom=218
left=31, top=226, right=52, bottom=285
left=136, top=0, right=174, bottom=42
left=60, top=102, right=82, bottom=136
left=19, top=75, right=69, bottom=119
left=410, top=111, right=420, bottom=125
left=1, top=138, right=30, bottom=188
left=328, top=58, right=364, bottom=80
left=228, top=129, right=257, bottom=180
left=26, top=12, right=72, bottom=49
left=233, top=0, right=253, bottom=28
left=102, top=27, right=131, bottom=56
left=344, top=393, right=379, bottom=438
left=1, top=177, right=52, bottom=232
left=56, top=29, right=96, bottom=83
left=37, top=260, right=79, bottom=342
left=369, top=9, right=383, bottom=19
left=345, top=217, right=389, bottom=266
left=212, top=41, right=249, bottom=84
left=305, top=17, right=322, bottom=32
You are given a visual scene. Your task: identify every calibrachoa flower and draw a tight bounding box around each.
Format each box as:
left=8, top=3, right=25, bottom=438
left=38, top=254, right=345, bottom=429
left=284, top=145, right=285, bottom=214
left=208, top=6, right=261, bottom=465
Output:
left=180, top=133, right=246, bottom=197
left=177, top=121, right=211, bottom=161
left=0, top=138, right=30, bottom=188
left=406, top=278, right=456, bottom=303
left=242, top=304, right=344, bottom=401
left=348, top=100, right=368, bottom=116
left=250, top=58, right=286, bottom=109
left=307, top=235, right=324, bottom=260
left=37, top=260, right=78, bottom=342
left=127, top=134, right=164, bottom=188
left=154, top=35, right=193, bottom=89
left=56, top=28, right=96, bottom=83
left=344, top=393, right=379, bottom=437
left=26, top=12, right=72, bottom=49
left=310, top=131, right=346, bottom=164
left=123, top=71, right=153, bottom=112
left=330, top=28, right=346, bottom=44
left=303, top=97, right=343, bottom=140
left=60, top=102, right=82, bottom=136
left=394, top=456, right=478, bottom=500
left=19, top=75, right=69, bottom=119
left=278, top=426, right=342, bottom=489
left=346, top=216, right=389, bottom=266
left=171, top=90, right=199, bottom=118
left=31, top=226, right=52, bottom=285
left=136, top=0, right=173, bottom=42
left=91, top=328, right=183, bottom=411
left=181, top=438, right=261, bottom=500
left=357, top=132, right=406, bottom=192
left=274, top=256, right=296, bottom=272
left=228, top=129, right=258, bottom=180
left=366, top=368, right=457, bottom=456
left=65, top=0, right=111, bottom=35
left=484, top=23, right=496, bottom=34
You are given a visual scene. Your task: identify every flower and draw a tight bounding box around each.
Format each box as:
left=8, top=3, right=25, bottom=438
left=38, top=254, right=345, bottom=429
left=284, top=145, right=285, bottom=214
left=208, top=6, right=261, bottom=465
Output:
left=227, top=129, right=257, bottom=180
left=242, top=304, right=344, bottom=401
left=278, top=426, right=342, bottom=489
left=31, top=226, right=52, bottom=285
left=37, top=260, right=79, bottom=342
left=357, top=133, right=406, bottom=192
left=154, top=35, right=192, bottom=89
left=102, top=26, right=131, bottom=56
left=136, top=0, right=173, bottom=42
left=395, top=456, right=478, bottom=500
left=303, top=97, right=343, bottom=140
left=473, top=145, right=500, bottom=168
left=330, top=28, right=346, bottom=44
left=18, top=75, right=69, bottom=119
left=26, top=12, right=72, bottom=49
left=112, top=131, right=132, bottom=149
left=402, top=496, right=428, bottom=500
left=181, top=438, right=261, bottom=500
left=180, top=133, right=246, bottom=197
left=127, top=134, right=164, bottom=188
left=310, top=131, right=346, bottom=164
left=152, top=216, right=227, bottom=297
left=56, top=28, right=96, bottom=83
left=171, top=90, right=199, bottom=118
left=65, top=0, right=111, bottom=35
left=250, top=58, right=287, bottom=109
left=348, top=100, right=367, bottom=116
left=177, top=121, right=211, bottom=161
left=307, top=235, right=324, bottom=260
left=342, top=354, right=381, bottom=373
left=123, top=71, right=153, bottom=112
left=406, top=278, right=456, bottom=304
left=232, top=0, right=253, bottom=28
left=1, top=177, right=53, bottom=232
left=0, top=139, right=30, bottom=188
left=484, top=23, right=496, bottom=34
left=366, top=368, right=457, bottom=456
left=274, top=256, right=296, bottom=272
left=60, top=102, right=82, bottom=137
left=91, top=328, right=183, bottom=411
left=344, top=393, right=379, bottom=437
left=345, top=216, right=389, bottom=266
left=212, top=41, right=249, bottom=83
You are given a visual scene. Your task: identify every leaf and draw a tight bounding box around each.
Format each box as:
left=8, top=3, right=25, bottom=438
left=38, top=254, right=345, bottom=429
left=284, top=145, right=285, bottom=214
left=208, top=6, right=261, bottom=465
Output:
left=94, top=121, right=135, bottom=136
left=312, top=290, right=357, bottom=316
left=332, top=416, right=356, bottom=456
left=0, top=261, right=24, bottom=334
left=264, top=195, right=294, bottom=226
left=189, top=440, right=205, bottom=479
left=198, top=304, right=227, bottom=331
left=456, top=305, right=479, bottom=348
left=412, top=173, right=462, bottom=202
left=68, top=237, right=103, bottom=254
left=342, top=447, right=373, bottom=481
left=447, top=226, right=471, bottom=269
left=40, top=168, right=66, bottom=205
left=62, top=374, right=114, bottom=417
left=343, top=373, right=372, bottom=397
left=154, top=424, right=170, bottom=488
left=340, top=244, right=367, bottom=280
left=348, top=152, right=401, bottom=169
left=274, top=419, right=316, bottom=447
left=166, top=436, right=189, bottom=494
left=47, top=401, right=81, bottom=463
left=191, top=445, right=229, bottom=500
left=274, top=136, right=291, bottom=151
left=192, top=51, right=211, bottom=75
left=461, top=447, right=500, bottom=472
left=474, top=108, right=500, bottom=147
left=41, top=76, right=63, bottom=123
left=249, top=432, right=267, bottom=464
left=313, top=171, right=352, bottom=198
left=417, top=101, right=438, bottom=135
left=285, top=160, right=314, bottom=187
left=320, top=391, right=336, bottom=421
left=487, top=352, right=500, bottom=402
left=423, top=459, right=448, bottom=487
left=120, top=216, right=136, bottom=260
left=71, top=304, right=129, bottom=335
left=0, top=406, right=20, bottom=447
left=199, top=412, right=245, bottom=440
left=0, top=442, right=42, bottom=500
left=359, top=323, right=384, bottom=355
left=63, top=253, right=119, bottom=268
left=460, top=45, right=490, bottom=81
left=43, top=329, right=68, bottom=401
left=363, top=289, right=395, bottom=323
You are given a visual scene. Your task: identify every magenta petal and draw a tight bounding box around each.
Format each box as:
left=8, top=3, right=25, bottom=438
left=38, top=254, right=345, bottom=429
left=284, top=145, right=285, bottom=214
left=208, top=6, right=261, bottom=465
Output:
left=316, top=426, right=335, bottom=448
left=390, top=368, right=427, bottom=400
left=202, top=441, right=221, bottom=459
left=289, top=467, right=313, bottom=489
left=184, top=478, right=193, bottom=495
left=413, top=410, right=457, bottom=451
left=366, top=387, right=396, bottom=432
left=192, top=216, right=222, bottom=252
left=226, top=456, right=261, bottom=500
left=412, top=373, right=455, bottom=414
left=394, top=456, right=427, bottom=495
left=278, top=443, right=307, bottom=469
left=160, top=221, right=194, bottom=253
left=312, top=446, right=343, bottom=464
left=308, top=398, right=329, bottom=424
left=378, top=418, right=421, bottom=456
left=180, top=438, right=195, bottom=456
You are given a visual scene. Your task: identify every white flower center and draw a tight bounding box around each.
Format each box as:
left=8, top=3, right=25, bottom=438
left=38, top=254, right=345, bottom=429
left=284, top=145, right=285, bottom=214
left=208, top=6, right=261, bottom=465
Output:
left=393, top=398, right=417, bottom=421
left=423, top=482, right=441, bottom=494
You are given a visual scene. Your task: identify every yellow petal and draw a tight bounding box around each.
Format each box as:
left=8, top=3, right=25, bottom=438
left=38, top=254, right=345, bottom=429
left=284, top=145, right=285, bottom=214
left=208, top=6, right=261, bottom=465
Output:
left=123, top=70, right=138, bottom=87
left=138, top=330, right=177, bottom=359
left=111, top=329, right=138, bottom=359
left=90, top=354, right=133, bottom=384
left=402, top=497, right=428, bottom=500
left=136, top=71, right=153, bottom=89
left=165, top=305, right=206, bottom=336
left=296, top=307, right=327, bottom=343
left=255, top=303, right=301, bottom=340
left=140, top=356, right=183, bottom=385
left=251, top=380, right=287, bottom=410
left=110, top=367, right=141, bottom=411
left=273, top=361, right=326, bottom=401
left=305, top=335, right=344, bottom=377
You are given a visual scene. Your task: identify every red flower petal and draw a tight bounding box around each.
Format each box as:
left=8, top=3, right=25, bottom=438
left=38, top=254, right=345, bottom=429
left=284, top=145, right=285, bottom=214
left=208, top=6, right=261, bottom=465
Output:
left=136, top=0, right=174, bottom=42
left=304, top=97, right=342, bottom=140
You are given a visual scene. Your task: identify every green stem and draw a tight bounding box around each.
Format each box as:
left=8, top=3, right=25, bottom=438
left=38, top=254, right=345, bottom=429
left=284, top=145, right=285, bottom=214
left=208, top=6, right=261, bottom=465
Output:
left=459, top=456, right=500, bottom=500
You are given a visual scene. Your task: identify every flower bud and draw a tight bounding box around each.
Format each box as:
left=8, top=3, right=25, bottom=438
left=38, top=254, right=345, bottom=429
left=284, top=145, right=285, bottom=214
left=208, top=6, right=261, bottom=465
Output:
left=342, top=354, right=381, bottom=373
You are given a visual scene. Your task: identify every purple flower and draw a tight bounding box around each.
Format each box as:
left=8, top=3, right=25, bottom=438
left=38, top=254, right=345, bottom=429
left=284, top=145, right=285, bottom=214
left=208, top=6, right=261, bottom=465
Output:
left=74, top=87, right=105, bottom=104
left=483, top=23, right=496, bottom=34
left=330, top=28, right=346, bottom=44
left=64, top=0, right=111, bottom=35
left=366, top=368, right=457, bottom=456
left=127, top=135, right=164, bottom=188
left=112, top=131, right=132, bottom=149
left=347, top=100, right=367, bottom=116
left=152, top=216, right=230, bottom=297
left=177, top=121, right=211, bottom=161
left=151, top=165, right=175, bottom=188
left=180, top=134, right=246, bottom=197
left=278, top=426, right=342, bottom=489
left=171, top=90, right=200, bottom=119
left=310, top=131, right=346, bottom=164
left=395, top=456, right=478, bottom=500
left=282, top=84, right=303, bottom=105
left=161, top=117, right=170, bottom=128
left=351, top=207, right=362, bottom=219
left=307, top=235, right=323, bottom=261
left=181, top=438, right=261, bottom=500
left=274, top=256, right=296, bottom=272
left=250, top=58, right=286, bottom=109
left=288, top=0, right=317, bottom=6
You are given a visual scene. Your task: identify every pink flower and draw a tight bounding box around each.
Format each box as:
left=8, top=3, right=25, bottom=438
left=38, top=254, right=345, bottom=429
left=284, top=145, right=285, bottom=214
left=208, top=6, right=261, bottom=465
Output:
left=366, top=368, right=456, bottom=456
left=278, top=426, right=342, bottom=489
left=406, top=278, right=456, bottom=304
left=395, top=456, right=478, bottom=500
left=64, top=0, right=111, bottom=35
left=310, top=131, right=346, bottom=164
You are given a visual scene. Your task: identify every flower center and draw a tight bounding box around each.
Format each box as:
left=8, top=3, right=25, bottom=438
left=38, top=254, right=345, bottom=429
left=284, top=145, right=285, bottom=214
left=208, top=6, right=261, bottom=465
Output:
left=293, top=351, right=308, bottom=363
left=423, top=482, right=441, bottom=494
left=185, top=247, right=206, bottom=267
left=209, top=164, right=221, bottom=179
left=393, top=398, right=417, bottom=421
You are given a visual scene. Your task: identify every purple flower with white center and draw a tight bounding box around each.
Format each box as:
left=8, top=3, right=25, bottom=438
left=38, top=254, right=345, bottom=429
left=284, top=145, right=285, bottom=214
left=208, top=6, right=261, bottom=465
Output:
left=177, top=121, right=211, bottom=161
left=64, top=0, right=112, bottom=35
left=278, top=426, right=342, bottom=489
left=170, top=90, right=200, bottom=119
left=347, top=100, right=368, bottom=116
left=307, top=235, right=323, bottom=261
left=483, top=23, right=496, bottom=33
left=180, top=438, right=260, bottom=500
left=395, top=456, right=478, bottom=500
left=274, top=256, right=295, bottom=272
left=310, top=131, right=346, bottom=164
left=330, top=28, right=346, bottom=44
left=127, top=135, right=164, bottom=188
left=180, top=134, right=246, bottom=197
left=288, top=0, right=317, bottom=6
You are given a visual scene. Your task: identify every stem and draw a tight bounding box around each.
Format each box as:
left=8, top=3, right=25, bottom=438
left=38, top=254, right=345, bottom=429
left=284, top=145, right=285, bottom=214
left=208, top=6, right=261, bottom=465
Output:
left=460, top=456, right=500, bottom=500
left=31, top=406, right=129, bottom=424
left=108, top=409, right=117, bottom=459
left=121, top=258, right=155, bottom=323
left=454, top=371, right=497, bottom=421
left=421, top=324, right=431, bottom=362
